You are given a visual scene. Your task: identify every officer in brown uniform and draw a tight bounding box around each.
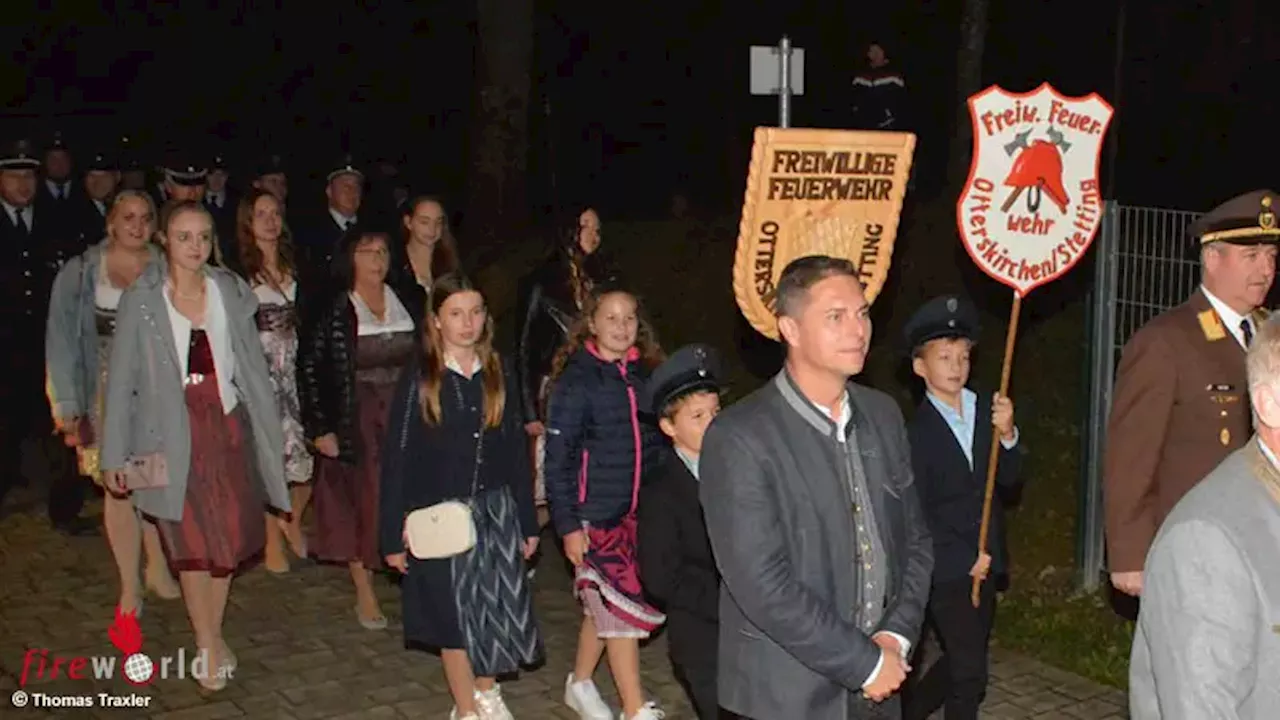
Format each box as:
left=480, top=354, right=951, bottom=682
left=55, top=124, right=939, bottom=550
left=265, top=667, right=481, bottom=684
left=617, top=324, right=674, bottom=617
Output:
left=1104, top=189, right=1278, bottom=598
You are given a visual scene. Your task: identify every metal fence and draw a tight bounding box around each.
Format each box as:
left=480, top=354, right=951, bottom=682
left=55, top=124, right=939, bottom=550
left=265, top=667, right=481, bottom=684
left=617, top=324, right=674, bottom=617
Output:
left=1078, top=202, right=1204, bottom=590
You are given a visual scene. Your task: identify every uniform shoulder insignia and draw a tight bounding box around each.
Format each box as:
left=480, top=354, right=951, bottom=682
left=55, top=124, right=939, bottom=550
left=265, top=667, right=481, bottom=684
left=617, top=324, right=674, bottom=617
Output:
left=1197, top=309, right=1227, bottom=342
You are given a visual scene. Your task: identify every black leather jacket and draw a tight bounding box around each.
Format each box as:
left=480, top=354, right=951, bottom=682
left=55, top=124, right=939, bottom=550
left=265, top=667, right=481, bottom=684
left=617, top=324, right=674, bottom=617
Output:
left=297, top=283, right=422, bottom=463
left=514, top=250, right=617, bottom=424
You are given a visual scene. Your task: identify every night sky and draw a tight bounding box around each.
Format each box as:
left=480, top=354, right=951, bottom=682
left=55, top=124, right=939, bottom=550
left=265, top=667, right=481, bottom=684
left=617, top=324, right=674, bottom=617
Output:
left=0, top=0, right=1274, bottom=216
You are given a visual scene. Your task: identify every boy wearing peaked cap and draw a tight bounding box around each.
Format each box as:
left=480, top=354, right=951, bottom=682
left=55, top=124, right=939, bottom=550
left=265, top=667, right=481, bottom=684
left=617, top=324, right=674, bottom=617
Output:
left=636, top=344, right=728, bottom=720
left=900, top=295, right=1024, bottom=720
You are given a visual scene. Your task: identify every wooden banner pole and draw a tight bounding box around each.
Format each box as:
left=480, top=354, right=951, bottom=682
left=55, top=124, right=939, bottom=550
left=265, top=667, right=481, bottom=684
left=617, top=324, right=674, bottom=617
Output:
left=972, top=291, right=1024, bottom=607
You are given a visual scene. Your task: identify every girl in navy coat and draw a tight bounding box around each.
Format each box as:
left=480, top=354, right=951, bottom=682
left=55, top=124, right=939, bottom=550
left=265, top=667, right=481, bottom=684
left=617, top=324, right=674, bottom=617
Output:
left=379, top=274, right=541, bottom=720
left=544, top=285, right=667, bottom=720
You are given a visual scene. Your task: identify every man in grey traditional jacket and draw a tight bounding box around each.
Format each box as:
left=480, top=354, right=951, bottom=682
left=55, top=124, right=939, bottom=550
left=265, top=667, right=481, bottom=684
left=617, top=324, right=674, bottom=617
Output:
left=1130, top=314, right=1280, bottom=719
left=700, top=255, right=934, bottom=720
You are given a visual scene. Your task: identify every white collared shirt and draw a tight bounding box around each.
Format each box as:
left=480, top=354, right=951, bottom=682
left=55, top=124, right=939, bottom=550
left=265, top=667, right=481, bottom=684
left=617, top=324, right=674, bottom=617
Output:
left=351, top=284, right=414, bottom=336
left=1260, top=437, right=1280, bottom=469
left=45, top=179, right=70, bottom=199
left=445, top=354, right=483, bottom=378
left=206, top=192, right=225, bottom=209
left=92, top=199, right=106, bottom=217
left=2, top=200, right=32, bottom=231
left=329, top=208, right=357, bottom=230
left=1202, top=284, right=1254, bottom=349
left=163, top=276, right=238, bottom=413
left=813, top=392, right=853, bottom=443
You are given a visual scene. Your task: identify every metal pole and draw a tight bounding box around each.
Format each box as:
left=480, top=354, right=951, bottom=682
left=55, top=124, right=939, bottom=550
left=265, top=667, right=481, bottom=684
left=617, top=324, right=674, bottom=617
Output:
left=778, top=35, right=793, bottom=128
left=1078, top=201, right=1119, bottom=591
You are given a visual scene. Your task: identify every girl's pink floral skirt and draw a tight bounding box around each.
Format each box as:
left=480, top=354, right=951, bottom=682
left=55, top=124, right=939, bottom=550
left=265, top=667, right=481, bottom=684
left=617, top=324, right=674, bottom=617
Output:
left=573, top=514, right=666, bottom=639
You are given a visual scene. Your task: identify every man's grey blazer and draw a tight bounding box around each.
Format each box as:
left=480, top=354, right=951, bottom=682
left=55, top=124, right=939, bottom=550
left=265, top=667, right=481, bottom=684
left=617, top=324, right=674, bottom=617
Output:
left=1130, top=439, right=1280, bottom=719
left=700, top=372, right=933, bottom=720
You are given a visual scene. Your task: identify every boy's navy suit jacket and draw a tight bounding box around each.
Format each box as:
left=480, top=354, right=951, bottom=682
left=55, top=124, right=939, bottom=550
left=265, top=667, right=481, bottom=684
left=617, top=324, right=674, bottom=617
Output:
left=907, top=390, right=1025, bottom=584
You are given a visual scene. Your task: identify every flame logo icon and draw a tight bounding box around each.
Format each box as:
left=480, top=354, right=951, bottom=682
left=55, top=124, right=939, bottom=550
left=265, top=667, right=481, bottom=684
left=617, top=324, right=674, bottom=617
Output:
left=109, top=607, right=154, bottom=685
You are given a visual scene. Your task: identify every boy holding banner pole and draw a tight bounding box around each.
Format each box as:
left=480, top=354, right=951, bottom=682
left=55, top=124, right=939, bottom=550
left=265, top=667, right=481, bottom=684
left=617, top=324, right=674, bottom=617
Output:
left=899, top=294, right=1023, bottom=720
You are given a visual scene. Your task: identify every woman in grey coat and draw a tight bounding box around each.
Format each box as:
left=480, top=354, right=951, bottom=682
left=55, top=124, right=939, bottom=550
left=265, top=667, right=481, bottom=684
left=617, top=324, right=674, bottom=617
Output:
left=100, top=201, right=291, bottom=692
left=45, top=190, right=181, bottom=616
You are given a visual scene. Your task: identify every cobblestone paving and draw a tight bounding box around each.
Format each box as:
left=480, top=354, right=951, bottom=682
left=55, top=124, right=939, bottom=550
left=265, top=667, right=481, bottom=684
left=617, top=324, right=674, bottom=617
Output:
left=0, top=493, right=1129, bottom=718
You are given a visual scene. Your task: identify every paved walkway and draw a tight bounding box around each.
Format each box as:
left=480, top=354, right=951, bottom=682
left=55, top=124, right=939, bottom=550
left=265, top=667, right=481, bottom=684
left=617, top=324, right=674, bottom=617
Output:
left=0, top=491, right=1128, bottom=718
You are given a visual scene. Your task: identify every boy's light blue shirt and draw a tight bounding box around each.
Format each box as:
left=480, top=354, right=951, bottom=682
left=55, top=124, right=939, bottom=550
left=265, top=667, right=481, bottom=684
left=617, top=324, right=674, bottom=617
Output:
left=675, top=446, right=699, bottom=481
left=926, top=387, right=1019, bottom=470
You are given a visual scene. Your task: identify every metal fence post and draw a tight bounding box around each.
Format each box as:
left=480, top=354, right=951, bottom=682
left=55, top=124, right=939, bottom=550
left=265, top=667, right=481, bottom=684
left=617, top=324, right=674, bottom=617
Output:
left=1076, top=254, right=1096, bottom=587
left=1077, top=201, right=1119, bottom=591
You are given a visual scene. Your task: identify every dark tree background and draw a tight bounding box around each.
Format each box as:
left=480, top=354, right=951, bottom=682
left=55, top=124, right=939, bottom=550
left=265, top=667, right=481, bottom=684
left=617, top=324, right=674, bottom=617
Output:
left=0, top=0, right=1275, bottom=227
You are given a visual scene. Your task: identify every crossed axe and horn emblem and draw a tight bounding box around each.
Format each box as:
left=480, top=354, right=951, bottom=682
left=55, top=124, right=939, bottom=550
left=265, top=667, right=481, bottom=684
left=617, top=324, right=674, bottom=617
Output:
left=1000, top=126, right=1072, bottom=214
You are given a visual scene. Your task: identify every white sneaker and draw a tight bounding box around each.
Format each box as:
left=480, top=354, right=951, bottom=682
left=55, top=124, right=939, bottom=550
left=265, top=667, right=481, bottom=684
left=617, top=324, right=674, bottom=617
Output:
left=475, top=685, right=514, bottom=720
left=564, top=673, right=613, bottom=719
left=620, top=701, right=665, bottom=720
left=448, top=710, right=479, bottom=720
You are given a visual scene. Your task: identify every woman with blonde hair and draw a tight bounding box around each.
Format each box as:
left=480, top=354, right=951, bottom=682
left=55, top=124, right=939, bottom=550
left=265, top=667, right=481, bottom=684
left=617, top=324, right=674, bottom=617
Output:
left=100, top=201, right=290, bottom=691
left=46, top=189, right=180, bottom=614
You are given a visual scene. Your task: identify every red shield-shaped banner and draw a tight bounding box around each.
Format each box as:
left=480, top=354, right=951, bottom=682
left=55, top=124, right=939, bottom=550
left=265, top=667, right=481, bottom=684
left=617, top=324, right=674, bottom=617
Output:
left=956, top=83, right=1114, bottom=297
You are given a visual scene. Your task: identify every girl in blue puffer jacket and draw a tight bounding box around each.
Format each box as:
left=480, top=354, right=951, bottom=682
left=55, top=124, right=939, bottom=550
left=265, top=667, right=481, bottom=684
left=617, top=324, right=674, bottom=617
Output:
left=544, top=285, right=668, bottom=720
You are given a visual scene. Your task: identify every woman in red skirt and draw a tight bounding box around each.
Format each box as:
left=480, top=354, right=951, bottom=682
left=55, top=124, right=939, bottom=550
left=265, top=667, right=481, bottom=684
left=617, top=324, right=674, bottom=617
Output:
left=298, top=227, right=419, bottom=629
left=100, top=201, right=291, bottom=692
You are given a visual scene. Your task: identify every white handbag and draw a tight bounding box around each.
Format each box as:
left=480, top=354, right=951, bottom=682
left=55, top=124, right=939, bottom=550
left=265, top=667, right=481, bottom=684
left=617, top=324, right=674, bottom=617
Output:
left=403, top=377, right=486, bottom=560
left=405, top=501, right=476, bottom=559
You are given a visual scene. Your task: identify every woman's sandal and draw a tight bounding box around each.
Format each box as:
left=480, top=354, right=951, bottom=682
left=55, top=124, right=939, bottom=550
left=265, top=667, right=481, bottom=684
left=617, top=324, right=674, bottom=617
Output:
left=194, top=647, right=228, bottom=693
left=218, top=642, right=237, bottom=675
left=354, top=606, right=387, bottom=631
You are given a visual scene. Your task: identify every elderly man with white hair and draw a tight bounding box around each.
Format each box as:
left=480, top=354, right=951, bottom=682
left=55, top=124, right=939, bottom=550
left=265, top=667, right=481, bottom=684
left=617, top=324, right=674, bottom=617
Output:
left=1129, top=313, right=1280, bottom=719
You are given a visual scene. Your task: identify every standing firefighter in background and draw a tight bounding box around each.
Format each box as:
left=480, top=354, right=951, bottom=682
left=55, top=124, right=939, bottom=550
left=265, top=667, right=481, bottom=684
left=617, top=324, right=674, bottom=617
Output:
left=1104, top=190, right=1278, bottom=599
left=851, top=43, right=906, bottom=131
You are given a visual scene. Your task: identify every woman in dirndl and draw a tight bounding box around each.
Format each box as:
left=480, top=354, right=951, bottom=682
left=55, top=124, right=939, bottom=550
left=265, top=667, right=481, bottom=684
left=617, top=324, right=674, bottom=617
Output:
left=100, top=201, right=291, bottom=692
left=380, top=273, right=541, bottom=720
left=45, top=190, right=180, bottom=614
left=234, top=188, right=314, bottom=572
left=298, top=226, right=419, bottom=630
